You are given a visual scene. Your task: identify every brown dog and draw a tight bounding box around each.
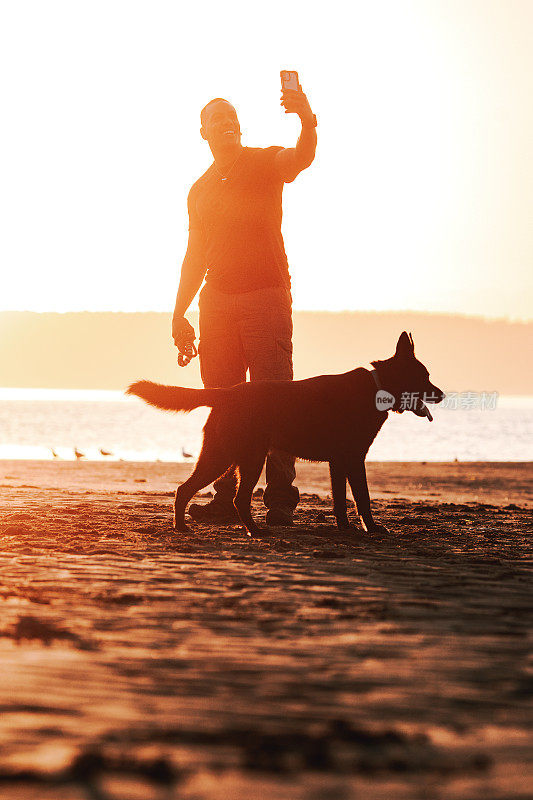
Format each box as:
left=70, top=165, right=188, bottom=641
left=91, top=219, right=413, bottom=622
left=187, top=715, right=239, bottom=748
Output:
left=128, top=332, right=444, bottom=536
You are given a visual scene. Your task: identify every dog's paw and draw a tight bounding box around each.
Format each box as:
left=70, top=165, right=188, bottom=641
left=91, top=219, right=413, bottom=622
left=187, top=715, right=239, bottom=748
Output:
left=247, top=524, right=277, bottom=538
left=336, top=518, right=356, bottom=531
left=173, top=522, right=191, bottom=533
left=363, top=522, right=389, bottom=535
left=244, top=525, right=263, bottom=537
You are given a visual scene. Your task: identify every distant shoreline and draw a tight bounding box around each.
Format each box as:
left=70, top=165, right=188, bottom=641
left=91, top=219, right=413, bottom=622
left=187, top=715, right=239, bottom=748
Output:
left=2, top=310, right=532, bottom=394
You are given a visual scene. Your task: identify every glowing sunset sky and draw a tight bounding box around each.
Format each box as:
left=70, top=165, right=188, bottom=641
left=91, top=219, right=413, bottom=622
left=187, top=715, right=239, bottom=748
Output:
left=1, top=0, right=531, bottom=319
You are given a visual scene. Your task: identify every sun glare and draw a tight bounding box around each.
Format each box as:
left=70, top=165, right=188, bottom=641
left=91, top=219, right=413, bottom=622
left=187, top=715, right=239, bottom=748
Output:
left=0, top=1, right=531, bottom=318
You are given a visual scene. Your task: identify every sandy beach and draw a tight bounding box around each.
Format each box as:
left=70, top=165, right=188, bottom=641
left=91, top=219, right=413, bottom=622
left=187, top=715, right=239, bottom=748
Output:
left=0, top=460, right=531, bottom=799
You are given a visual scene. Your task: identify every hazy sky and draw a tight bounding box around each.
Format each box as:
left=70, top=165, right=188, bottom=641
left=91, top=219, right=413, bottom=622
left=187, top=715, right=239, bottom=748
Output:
left=1, top=0, right=532, bottom=319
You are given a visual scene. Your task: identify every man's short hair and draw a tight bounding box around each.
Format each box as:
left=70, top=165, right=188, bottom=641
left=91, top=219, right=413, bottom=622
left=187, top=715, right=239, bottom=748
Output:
left=200, top=98, right=233, bottom=127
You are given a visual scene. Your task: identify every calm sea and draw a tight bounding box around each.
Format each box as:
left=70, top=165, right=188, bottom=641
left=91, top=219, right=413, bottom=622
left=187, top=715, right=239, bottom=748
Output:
left=0, top=389, right=531, bottom=462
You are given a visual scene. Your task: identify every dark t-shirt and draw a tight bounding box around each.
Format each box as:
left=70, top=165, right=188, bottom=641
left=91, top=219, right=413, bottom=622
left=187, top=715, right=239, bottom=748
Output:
left=188, top=146, right=291, bottom=294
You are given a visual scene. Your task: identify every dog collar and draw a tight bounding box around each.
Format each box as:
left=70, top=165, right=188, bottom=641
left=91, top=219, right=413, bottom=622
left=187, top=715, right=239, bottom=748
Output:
left=370, top=369, right=382, bottom=390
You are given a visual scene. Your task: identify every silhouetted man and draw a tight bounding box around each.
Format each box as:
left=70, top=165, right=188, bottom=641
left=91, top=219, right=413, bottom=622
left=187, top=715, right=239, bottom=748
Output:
left=172, top=81, right=317, bottom=525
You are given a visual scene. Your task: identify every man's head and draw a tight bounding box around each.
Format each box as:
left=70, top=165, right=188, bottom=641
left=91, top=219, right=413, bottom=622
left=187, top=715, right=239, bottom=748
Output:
left=200, top=98, right=241, bottom=150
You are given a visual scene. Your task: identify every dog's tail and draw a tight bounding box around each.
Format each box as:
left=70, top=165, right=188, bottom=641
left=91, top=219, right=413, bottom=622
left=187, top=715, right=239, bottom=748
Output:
left=126, top=380, right=223, bottom=413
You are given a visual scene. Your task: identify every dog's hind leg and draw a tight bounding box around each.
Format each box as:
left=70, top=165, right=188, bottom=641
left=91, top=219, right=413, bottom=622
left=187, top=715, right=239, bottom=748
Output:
left=347, top=460, right=389, bottom=535
left=329, top=459, right=352, bottom=530
left=174, top=412, right=236, bottom=532
left=234, top=445, right=269, bottom=537
left=174, top=452, right=233, bottom=532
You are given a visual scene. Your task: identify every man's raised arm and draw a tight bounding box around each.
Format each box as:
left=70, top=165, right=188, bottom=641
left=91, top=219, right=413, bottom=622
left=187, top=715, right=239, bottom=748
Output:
left=275, top=87, right=317, bottom=183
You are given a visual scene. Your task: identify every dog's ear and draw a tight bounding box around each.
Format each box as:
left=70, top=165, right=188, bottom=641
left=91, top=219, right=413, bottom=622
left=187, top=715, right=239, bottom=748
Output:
left=395, top=331, right=415, bottom=358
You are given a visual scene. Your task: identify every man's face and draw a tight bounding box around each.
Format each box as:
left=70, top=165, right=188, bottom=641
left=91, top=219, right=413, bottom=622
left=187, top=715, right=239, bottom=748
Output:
left=201, top=101, right=241, bottom=148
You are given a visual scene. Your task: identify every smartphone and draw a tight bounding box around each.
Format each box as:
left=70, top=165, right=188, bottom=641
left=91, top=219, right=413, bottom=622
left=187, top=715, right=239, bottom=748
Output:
left=280, top=70, right=300, bottom=92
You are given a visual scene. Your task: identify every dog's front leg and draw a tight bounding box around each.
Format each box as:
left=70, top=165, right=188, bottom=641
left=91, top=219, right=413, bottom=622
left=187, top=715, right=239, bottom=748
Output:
left=329, top=460, right=352, bottom=530
left=347, top=460, right=389, bottom=534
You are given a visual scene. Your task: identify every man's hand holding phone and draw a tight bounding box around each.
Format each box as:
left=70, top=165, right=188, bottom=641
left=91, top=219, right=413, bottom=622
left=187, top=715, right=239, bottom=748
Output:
left=280, top=70, right=316, bottom=127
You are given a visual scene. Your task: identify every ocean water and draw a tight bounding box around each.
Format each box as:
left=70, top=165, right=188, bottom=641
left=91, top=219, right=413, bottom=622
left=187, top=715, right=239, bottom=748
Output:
left=0, top=389, right=531, bottom=462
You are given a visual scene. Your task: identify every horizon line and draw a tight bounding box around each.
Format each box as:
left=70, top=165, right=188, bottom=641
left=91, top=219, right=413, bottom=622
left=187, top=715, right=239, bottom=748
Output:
left=1, top=308, right=531, bottom=324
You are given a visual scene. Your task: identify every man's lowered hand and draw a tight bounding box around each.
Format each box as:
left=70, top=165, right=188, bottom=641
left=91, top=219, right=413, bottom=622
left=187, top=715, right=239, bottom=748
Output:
left=172, top=316, right=196, bottom=351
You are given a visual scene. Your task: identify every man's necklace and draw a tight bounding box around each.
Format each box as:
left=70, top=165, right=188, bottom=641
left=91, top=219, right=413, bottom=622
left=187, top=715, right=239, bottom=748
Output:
left=213, top=150, right=243, bottom=182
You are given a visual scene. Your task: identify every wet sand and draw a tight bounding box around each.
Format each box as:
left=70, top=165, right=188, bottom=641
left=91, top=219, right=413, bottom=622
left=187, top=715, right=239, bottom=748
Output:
left=0, top=460, right=531, bottom=799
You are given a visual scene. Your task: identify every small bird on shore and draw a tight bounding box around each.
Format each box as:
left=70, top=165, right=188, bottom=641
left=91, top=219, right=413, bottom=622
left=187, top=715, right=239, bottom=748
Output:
left=182, top=447, right=193, bottom=459
left=99, top=448, right=113, bottom=456
left=50, top=448, right=60, bottom=459
left=74, top=447, right=85, bottom=460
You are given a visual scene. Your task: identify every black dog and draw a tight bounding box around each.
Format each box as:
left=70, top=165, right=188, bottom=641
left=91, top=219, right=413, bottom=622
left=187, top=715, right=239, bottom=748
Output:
left=128, top=332, right=444, bottom=536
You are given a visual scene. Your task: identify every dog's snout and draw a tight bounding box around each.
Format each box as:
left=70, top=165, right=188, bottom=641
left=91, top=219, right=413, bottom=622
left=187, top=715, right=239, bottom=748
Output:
left=429, top=385, right=445, bottom=404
